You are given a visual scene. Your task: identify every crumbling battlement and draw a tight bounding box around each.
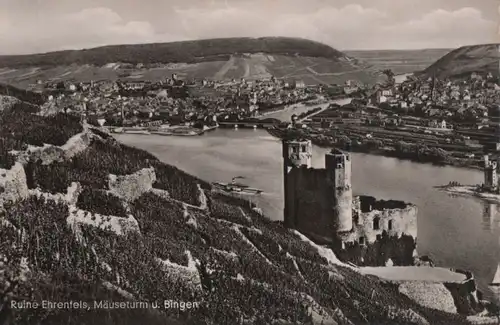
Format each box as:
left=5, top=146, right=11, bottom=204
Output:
left=357, top=195, right=411, bottom=212
left=344, top=196, right=418, bottom=244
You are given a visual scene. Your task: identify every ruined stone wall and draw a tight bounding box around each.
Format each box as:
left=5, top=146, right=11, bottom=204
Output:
left=341, top=201, right=418, bottom=244
left=0, top=162, right=29, bottom=208
left=18, top=129, right=94, bottom=166
left=108, top=167, right=157, bottom=202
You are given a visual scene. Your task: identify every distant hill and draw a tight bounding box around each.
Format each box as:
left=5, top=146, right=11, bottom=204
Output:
left=0, top=37, right=347, bottom=68
left=0, top=37, right=383, bottom=87
left=345, top=48, right=452, bottom=75
left=421, top=43, right=500, bottom=79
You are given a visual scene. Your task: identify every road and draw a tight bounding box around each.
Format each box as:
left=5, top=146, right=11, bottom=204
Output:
left=213, top=55, right=236, bottom=80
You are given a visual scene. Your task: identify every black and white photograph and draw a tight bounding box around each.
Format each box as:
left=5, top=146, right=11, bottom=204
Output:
left=0, top=0, right=500, bottom=324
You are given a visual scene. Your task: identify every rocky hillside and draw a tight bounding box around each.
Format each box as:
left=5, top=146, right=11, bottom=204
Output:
left=421, top=43, right=500, bottom=79
left=0, top=107, right=479, bottom=324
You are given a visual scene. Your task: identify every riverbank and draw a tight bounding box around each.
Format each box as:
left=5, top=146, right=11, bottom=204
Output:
left=267, top=127, right=481, bottom=171
left=257, top=95, right=348, bottom=118
left=435, top=184, right=500, bottom=204
left=109, top=125, right=218, bottom=136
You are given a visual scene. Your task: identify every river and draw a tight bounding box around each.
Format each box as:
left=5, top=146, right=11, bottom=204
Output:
left=259, top=97, right=351, bottom=122
left=115, top=102, right=500, bottom=301
left=395, top=73, right=413, bottom=84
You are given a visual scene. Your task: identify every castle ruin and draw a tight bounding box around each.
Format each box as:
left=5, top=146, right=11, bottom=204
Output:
left=282, top=139, right=417, bottom=247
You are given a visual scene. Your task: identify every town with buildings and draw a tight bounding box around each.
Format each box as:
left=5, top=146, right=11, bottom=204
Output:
left=10, top=68, right=497, bottom=167
left=25, top=74, right=317, bottom=135
left=274, top=71, right=500, bottom=169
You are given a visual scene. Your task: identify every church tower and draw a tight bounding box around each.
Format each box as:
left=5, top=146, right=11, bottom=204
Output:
left=282, top=139, right=312, bottom=228
left=325, top=149, right=353, bottom=233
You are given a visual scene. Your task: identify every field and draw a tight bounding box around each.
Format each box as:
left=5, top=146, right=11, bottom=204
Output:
left=0, top=53, right=383, bottom=87
left=346, top=49, right=451, bottom=75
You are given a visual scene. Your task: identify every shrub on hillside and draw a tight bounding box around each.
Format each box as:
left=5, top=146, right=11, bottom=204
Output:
left=152, top=161, right=210, bottom=206
left=207, top=194, right=252, bottom=226
left=240, top=227, right=299, bottom=275
left=0, top=137, right=24, bottom=169
left=26, top=160, right=106, bottom=193
left=131, top=192, right=206, bottom=266
left=76, top=187, right=128, bottom=218
left=260, top=223, right=328, bottom=265
left=0, top=83, right=46, bottom=105
left=3, top=196, right=97, bottom=278
left=0, top=111, right=82, bottom=146
left=26, top=139, right=159, bottom=193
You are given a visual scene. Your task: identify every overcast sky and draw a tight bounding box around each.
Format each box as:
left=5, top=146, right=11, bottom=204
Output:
left=0, top=0, right=498, bottom=54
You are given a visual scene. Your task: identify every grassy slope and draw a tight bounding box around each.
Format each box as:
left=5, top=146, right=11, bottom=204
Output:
left=0, top=106, right=473, bottom=324
left=422, top=43, right=500, bottom=78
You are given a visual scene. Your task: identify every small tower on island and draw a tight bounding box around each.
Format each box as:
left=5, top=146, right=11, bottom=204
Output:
left=484, top=155, right=498, bottom=193
left=282, top=139, right=312, bottom=228
left=325, top=149, right=353, bottom=232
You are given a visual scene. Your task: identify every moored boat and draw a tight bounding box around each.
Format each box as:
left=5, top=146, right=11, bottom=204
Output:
left=212, top=177, right=263, bottom=195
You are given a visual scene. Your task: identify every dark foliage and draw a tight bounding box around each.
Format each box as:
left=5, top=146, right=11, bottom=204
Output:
left=9, top=101, right=40, bottom=114
left=240, top=227, right=299, bottom=275
left=76, top=186, right=128, bottom=218
left=0, top=83, right=46, bottom=105
left=26, top=139, right=158, bottom=192
left=131, top=192, right=205, bottom=266
left=0, top=111, right=82, bottom=146
left=152, top=161, right=211, bottom=206
left=206, top=193, right=252, bottom=226
left=0, top=137, right=24, bottom=169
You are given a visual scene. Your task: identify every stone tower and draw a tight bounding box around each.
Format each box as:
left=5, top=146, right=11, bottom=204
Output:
left=325, top=149, right=353, bottom=232
left=484, top=155, right=498, bottom=192
left=282, top=139, right=312, bottom=228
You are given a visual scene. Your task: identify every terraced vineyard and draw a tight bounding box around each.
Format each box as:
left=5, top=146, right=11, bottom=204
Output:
left=0, top=106, right=479, bottom=324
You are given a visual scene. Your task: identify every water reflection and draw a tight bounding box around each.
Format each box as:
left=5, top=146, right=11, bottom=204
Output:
left=483, top=203, right=499, bottom=231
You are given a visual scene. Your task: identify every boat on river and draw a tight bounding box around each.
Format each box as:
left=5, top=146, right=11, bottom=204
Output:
left=212, top=176, right=263, bottom=194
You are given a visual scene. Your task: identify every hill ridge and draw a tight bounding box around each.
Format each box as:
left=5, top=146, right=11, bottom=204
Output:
left=422, top=43, right=500, bottom=79
left=0, top=37, right=348, bottom=68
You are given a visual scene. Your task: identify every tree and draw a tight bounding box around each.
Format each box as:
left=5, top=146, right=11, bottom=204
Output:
left=395, top=141, right=412, bottom=153
left=382, top=69, right=396, bottom=86
left=365, top=139, right=383, bottom=150
left=428, top=147, right=450, bottom=163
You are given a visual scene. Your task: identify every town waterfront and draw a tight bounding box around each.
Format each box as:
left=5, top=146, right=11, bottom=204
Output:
left=116, top=126, right=500, bottom=300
